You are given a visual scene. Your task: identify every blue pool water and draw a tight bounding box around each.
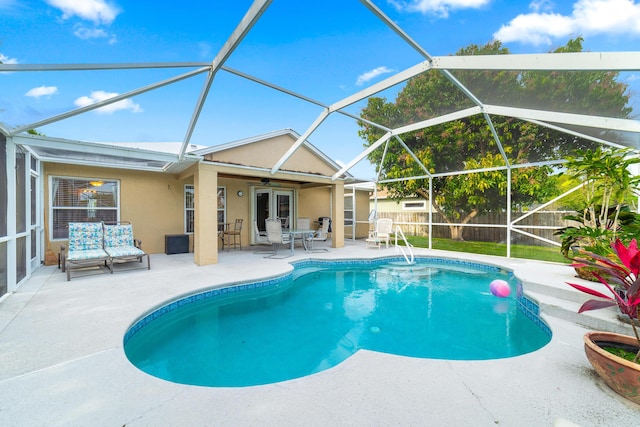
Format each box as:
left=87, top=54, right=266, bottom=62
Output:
left=124, top=258, right=551, bottom=387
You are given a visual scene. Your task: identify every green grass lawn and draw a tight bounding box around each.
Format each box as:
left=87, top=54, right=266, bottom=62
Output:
left=404, top=236, right=569, bottom=264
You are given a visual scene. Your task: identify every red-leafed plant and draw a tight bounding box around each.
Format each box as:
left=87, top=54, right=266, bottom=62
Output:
left=567, top=238, right=640, bottom=363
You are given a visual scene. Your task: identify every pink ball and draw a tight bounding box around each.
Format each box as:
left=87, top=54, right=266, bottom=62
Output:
left=489, top=279, right=511, bottom=298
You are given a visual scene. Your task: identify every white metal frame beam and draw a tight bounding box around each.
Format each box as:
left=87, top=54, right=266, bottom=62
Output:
left=11, top=67, right=210, bottom=134
left=179, top=0, right=273, bottom=159
left=431, top=51, right=640, bottom=71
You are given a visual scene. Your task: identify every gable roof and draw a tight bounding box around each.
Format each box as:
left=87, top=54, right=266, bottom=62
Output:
left=194, top=129, right=353, bottom=179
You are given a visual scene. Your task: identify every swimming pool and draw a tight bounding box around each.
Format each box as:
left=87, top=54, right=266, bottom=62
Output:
left=124, top=257, right=551, bottom=387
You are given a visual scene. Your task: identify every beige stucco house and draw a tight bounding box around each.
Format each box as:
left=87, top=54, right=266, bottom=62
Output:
left=42, top=129, right=370, bottom=265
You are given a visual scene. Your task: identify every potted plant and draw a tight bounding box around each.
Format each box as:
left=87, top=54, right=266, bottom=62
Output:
left=567, top=239, right=640, bottom=404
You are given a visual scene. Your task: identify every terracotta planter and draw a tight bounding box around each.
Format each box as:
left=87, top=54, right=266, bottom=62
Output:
left=584, top=331, right=640, bottom=405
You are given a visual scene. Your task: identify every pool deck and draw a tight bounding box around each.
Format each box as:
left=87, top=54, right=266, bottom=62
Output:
left=1, top=241, right=639, bottom=426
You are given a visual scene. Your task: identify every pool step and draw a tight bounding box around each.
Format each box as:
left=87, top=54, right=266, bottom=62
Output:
left=376, top=265, right=440, bottom=280
left=522, top=276, right=636, bottom=336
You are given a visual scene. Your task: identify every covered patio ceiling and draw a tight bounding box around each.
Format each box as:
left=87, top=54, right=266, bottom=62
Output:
left=1, top=0, right=639, bottom=180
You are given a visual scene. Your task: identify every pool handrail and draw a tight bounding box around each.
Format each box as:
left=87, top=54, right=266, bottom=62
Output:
left=393, top=226, right=414, bottom=264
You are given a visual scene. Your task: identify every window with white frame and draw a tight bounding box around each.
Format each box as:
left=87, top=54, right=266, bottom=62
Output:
left=50, top=177, right=118, bottom=240
left=184, top=185, right=226, bottom=234
left=185, top=185, right=195, bottom=233
left=402, top=200, right=427, bottom=211
left=217, top=187, right=226, bottom=228
left=344, top=194, right=354, bottom=226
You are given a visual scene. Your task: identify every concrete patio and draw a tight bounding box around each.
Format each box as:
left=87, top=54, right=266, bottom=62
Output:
left=1, top=242, right=639, bottom=426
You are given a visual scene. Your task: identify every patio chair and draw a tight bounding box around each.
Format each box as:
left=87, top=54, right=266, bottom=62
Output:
left=297, top=217, right=311, bottom=230
left=61, top=222, right=111, bottom=281
left=253, top=220, right=269, bottom=244
left=264, top=218, right=291, bottom=258
left=222, top=218, right=243, bottom=250
left=252, top=220, right=272, bottom=253
left=366, top=218, right=394, bottom=249
left=306, top=217, right=330, bottom=252
left=280, top=216, right=290, bottom=229
left=103, top=222, right=150, bottom=271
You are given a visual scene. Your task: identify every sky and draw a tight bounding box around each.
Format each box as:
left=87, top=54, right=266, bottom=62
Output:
left=1, top=0, right=640, bottom=179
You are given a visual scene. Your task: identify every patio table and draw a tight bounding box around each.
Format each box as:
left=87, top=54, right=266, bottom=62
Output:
left=284, top=228, right=315, bottom=255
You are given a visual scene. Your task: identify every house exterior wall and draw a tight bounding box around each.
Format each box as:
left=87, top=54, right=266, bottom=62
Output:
left=43, top=163, right=191, bottom=256
left=355, top=191, right=371, bottom=238
left=43, top=162, right=348, bottom=262
left=298, top=186, right=332, bottom=224
left=203, top=134, right=338, bottom=177
left=373, top=198, right=405, bottom=213
left=41, top=133, right=349, bottom=269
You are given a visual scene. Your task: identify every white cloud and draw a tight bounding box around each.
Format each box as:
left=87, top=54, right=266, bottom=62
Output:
left=0, top=0, right=18, bottom=10
left=46, top=0, right=120, bottom=25
left=388, top=0, right=491, bottom=18
left=0, top=52, right=19, bottom=64
left=74, top=25, right=109, bottom=40
left=529, top=0, right=555, bottom=13
left=356, top=66, right=395, bottom=86
left=25, top=86, right=58, bottom=98
left=74, top=90, right=143, bottom=114
left=494, top=0, right=640, bottom=46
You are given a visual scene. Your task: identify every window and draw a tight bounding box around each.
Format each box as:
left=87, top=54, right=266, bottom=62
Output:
left=184, top=185, right=226, bottom=233
left=344, top=194, right=354, bottom=226
left=50, top=177, right=118, bottom=240
left=217, top=187, right=226, bottom=227
left=402, top=200, right=427, bottom=211
left=185, top=185, right=194, bottom=233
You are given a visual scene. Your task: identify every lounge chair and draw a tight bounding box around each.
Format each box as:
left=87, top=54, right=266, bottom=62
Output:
left=103, top=222, right=150, bottom=271
left=306, top=217, right=330, bottom=252
left=366, top=218, right=394, bottom=249
left=61, top=222, right=111, bottom=281
left=264, top=218, right=291, bottom=258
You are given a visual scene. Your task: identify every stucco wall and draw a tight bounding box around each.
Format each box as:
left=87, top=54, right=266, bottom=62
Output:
left=298, top=186, right=332, bottom=225
left=44, top=163, right=191, bottom=255
left=355, top=191, right=371, bottom=238
left=204, top=134, right=338, bottom=177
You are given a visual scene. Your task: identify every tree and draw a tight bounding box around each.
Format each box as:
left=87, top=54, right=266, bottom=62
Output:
left=358, top=38, right=632, bottom=240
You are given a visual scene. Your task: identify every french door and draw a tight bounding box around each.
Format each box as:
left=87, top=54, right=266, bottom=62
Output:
left=253, top=188, right=294, bottom=243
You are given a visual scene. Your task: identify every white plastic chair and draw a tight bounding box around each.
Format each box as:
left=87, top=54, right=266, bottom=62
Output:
left=366, top=218, right=393, bottom=249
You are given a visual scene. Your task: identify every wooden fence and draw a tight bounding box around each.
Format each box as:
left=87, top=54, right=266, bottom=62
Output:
left=376, top=211, right=574, bottom=245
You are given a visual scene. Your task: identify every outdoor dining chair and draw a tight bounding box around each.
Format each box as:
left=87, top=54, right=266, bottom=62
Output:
left=222, top=218, right=243, bottom=250
left=264, top=218, right=291, bottom=258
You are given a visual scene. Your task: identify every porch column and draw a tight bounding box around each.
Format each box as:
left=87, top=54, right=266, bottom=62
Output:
left=194, top=163, right=218, bottom=265
left=330, top=182, right=344, bottom=248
